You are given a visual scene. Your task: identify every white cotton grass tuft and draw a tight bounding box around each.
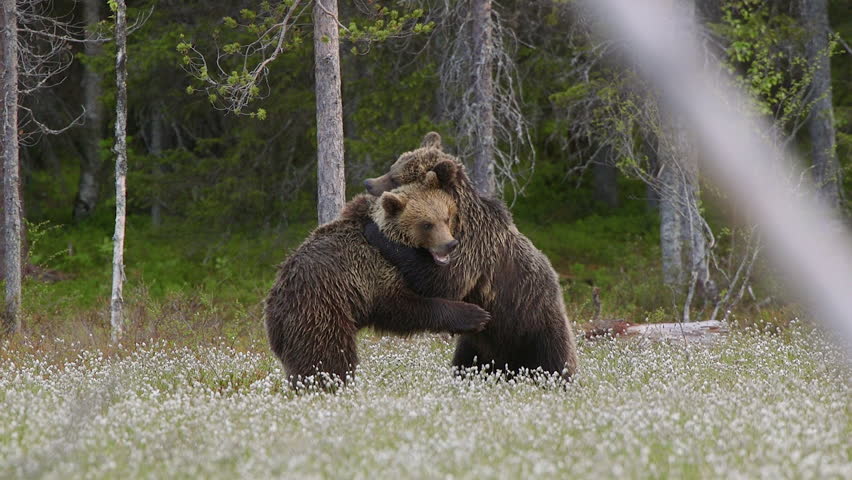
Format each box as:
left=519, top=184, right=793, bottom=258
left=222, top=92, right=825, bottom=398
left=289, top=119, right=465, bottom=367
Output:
left=0, top=325, right=849, bottom=479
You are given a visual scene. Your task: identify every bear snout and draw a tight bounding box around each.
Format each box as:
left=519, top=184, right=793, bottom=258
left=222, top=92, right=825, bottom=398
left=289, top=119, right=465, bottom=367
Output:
left=364, top=175, right=398, bottom=195
left=364, top=179, right=376, bottom=195
left=445, top=239, right=459, bottom=253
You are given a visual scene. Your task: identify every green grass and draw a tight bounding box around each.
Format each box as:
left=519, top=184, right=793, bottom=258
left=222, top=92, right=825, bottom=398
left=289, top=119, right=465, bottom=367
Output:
left=518, top=210, right=670, bottom=319
left=22, top=201, right=667, bottom=331
left=24, top=214, right=314, bottom=316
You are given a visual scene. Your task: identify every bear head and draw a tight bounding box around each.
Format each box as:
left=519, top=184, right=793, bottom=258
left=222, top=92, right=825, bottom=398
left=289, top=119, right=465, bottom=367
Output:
left=370, top=170, right=459, bottom=266
left=364, top=132, right=462, bottom=196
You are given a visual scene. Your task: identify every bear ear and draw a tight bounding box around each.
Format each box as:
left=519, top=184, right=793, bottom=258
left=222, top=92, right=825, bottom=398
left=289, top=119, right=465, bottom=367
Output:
left=380, top=192, right=407, bottom=217
left=422, top=171, right=440, bottom=189
left=420, top=132, right=443, bottom=151
left=430, top=160, right=457, bottom=190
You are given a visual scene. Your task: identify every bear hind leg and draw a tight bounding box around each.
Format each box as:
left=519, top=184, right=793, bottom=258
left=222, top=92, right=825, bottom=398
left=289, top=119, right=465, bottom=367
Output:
left=521, top=331, right=576, bottom=383
left=452, top=335, right=492, bottom=378
left=286, top=328, right=359, bottom=391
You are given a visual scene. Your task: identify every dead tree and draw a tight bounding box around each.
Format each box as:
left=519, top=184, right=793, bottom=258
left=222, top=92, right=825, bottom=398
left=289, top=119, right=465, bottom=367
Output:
left=1, top=0, right=21, bottom=335
left=313, top=0, right=345, bottom=224
left=434, top=0, right=532, bottom=199
left=1, top=0, right=135, bottom=335
left=802, top=0, right=840, bottom=209
left=470, top=0, right=496, bottom=196
left=110, top=0, right=128, bottom=342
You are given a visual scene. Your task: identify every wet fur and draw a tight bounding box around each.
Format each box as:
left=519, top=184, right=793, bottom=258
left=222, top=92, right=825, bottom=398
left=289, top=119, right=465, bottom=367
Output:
left=364, top=136, right=579, bottom=380
left=264, top=190, right=489, bottom=389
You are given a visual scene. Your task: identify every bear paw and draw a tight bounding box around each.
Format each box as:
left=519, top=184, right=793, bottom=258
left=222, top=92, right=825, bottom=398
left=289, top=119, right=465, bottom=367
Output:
left=452, top=303, right=491, bottom=333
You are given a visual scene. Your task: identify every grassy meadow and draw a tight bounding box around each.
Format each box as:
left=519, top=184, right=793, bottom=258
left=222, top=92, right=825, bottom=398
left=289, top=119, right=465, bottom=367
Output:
left=1, top=325, right=849, bottom=479
left=6, top=180, right=845, bottom=479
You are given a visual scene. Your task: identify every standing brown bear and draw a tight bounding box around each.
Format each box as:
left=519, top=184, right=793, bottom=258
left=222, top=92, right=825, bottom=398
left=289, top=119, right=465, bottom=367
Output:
left=364, top=133, right=578, bottom=380
left=264, top=171, right=489, bottom=388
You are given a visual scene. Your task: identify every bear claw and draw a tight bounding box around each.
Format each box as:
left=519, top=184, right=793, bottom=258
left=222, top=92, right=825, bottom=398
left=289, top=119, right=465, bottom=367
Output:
left=455, top=303, right=491, bottom=333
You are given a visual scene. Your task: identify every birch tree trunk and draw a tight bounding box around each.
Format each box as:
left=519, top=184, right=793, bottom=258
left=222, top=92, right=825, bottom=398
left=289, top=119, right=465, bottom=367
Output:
left=658, top=162, right=684, bottom=287
left=658, top=0, right=709, bottom=311
left=803, top=0, right=840, bottom=209
left=72, top=0, right=104, bottom=221
left=680, top=143, right=707, bottom=322
left=1, top=0, right=21, bottom=335
left=659, top=116, right=707, bottom=311
left=313, top=0, right=345, bottom=225
left=470, top=0, right=496, bottom=197
left=110, top=0, right=128, bottom=342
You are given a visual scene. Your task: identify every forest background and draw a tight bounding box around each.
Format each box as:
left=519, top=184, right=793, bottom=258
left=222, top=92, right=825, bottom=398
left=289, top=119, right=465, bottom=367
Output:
left=4, top=0, right=851, bottom=345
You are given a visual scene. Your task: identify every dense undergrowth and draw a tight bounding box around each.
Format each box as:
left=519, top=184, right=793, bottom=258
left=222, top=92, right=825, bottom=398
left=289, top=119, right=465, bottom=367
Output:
left=21, top=209, right=658, bottom=339
left=16, top=164, right=799, bottom=345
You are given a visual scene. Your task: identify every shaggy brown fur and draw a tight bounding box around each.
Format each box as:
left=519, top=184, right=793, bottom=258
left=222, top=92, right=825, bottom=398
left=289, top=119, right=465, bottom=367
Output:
left=364, top=133, right=579, bottom=380
left=264, top=175, right=489, bottom=388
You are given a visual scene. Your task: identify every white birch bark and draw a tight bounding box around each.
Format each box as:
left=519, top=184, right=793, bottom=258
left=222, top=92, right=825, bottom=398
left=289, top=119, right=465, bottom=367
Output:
left=110, top=0, right=128, bottom=342
left=658, top=162, right=684, bottom=287
left=659, top=0, right=710, bottom=315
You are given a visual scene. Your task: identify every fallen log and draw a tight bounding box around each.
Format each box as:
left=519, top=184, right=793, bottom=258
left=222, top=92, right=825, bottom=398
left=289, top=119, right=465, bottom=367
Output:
left=583, top=287, right=728, bottom=343
left=584, top=319, right=729, bottom=344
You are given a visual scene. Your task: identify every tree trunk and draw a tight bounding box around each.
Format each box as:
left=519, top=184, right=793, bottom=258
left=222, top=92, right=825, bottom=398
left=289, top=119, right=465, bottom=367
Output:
left=659, top=125, right=707, bottom=307
left=73, top=0, right=104, bottom=221
left=313, top=0, right=345, bottom=225
left=680, top=149, right=707, bottom=322
left=110, top=0, right=128, bottom=342
left=1, top=0, right=21, bottom=335
left=470, top=0, right=496, bottom=197
left=803, top=0, right=840, bottom=208
left=592, top=145, right=618, bottom=208
left=658, top=162, right=684, bottom=287
left=150, top=109, right=163, bottom=228
left=658, top=0, right=709, bottom=309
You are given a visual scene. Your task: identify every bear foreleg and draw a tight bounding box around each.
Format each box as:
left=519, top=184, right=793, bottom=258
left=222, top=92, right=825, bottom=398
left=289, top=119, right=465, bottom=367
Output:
left=371, top=293, right=490, bottom=335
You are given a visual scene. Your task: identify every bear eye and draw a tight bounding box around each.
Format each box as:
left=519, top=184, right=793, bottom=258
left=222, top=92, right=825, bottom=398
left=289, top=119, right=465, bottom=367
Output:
left=421, top=222, right=434, bottom=231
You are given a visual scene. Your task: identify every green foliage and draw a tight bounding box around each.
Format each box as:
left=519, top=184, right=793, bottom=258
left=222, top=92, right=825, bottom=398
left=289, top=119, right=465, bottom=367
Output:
left=713, top=0, right=826, bottom=125
left=342, top=7, right=434, bottom=52
left=16, top=0, right=852, bottom=332
left=345, top=59, right=447, bottom=172
left=548, top=83, right=589, bottom=106
left=829, top=0, right=852, bottom=215
left=518, top=207, right=669, bottom=319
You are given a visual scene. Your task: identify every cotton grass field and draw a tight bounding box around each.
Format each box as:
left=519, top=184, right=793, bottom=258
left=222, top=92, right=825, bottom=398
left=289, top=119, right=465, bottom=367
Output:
left=1, top=324, right=849, bottom=479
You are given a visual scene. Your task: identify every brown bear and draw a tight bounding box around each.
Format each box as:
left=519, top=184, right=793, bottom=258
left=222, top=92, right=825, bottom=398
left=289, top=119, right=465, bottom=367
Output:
left=364, top=132, right=578, bottom=380
left=264, top=170, right=489, bottom=388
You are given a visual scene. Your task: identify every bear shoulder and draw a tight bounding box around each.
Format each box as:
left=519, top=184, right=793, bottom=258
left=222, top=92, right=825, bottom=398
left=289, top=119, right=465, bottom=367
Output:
left=478, top=194, right=514, bottom=226
left=338, top=194, right=375, bottom=225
